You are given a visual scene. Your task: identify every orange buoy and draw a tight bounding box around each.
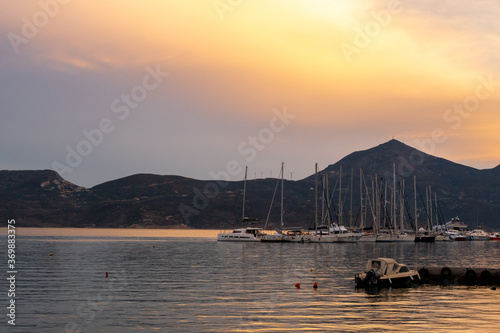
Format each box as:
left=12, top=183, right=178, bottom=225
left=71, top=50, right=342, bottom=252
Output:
left=106, top=272, right=108, bottom=278
left=49, top=253, right=53, bottom=256
left=295, top=283, right=301, bottom=289
left=313, top=282, right=318, bottom=289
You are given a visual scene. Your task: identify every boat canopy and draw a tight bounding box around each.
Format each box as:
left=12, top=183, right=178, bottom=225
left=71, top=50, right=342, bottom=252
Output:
left=365, top=258, right=399, bottom=275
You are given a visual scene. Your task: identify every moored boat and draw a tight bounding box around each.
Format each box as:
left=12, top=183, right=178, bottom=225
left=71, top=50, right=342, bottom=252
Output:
left=260, top=231, right=288, bottom=242
left=489, top=232, right=500, bottom=241
left=468, top=227, right=490, bottom=241
left=357, top=232, right=378, bottom=242
left=445, top=216, right=469, bottom=241
left=454, top=234, right=467, bottom=241
left=415, top=228, right=436, bottom=242
left=354, top=258, right=420, bottom=288
left=217, top=227, right=266, bottom=242
left=282, top=228, right=312, bottom=242
left=261, top=162, right=288, bottom=243
left=218, top=166, right=265, bottom=242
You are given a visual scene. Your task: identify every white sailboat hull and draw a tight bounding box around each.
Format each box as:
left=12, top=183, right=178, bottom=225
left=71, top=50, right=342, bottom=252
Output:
left=358, top=235, right=377, bottom=242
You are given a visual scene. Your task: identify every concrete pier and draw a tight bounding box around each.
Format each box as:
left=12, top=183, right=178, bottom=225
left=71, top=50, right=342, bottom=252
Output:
left=416, top=266, right=500, bottom=286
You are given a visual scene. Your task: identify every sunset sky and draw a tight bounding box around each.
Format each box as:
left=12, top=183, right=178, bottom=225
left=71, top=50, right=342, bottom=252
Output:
left=1, top=0, right=500, bottom=187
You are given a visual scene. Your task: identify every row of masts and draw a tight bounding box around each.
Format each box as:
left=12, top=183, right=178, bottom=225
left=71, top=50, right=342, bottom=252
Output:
left=252, top=163, right=444, bottom=233
left=348, top=164, right=443, bottom=233
left=313, top=163, right=444, bottom=232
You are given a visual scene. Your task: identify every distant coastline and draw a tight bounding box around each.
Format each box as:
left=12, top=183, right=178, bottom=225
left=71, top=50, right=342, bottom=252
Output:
left=2, top=140, right=500, bottom=231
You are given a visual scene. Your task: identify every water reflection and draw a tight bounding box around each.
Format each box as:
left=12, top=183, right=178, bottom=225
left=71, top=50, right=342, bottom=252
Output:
left=0, top=229, right=499, bottom=332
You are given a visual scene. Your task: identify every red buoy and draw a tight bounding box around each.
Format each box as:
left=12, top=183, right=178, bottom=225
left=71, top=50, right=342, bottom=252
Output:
left=106, top=272, right=108, bottom=278
left=313, top=282, right=318, bottom=289
left=295, top=283, right=301, bottom=289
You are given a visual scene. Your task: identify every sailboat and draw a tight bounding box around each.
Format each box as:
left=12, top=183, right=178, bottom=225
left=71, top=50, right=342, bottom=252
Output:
left=389, top=165, right=414, bottom=242
left=414, top=178, right=436, bottom=242
left=261, top=162, right=289, bottom=242
left=358, top=170, right=378, bottom=242
left=307, top=164, right=347, bottom=243
left=217, top=167, right=265, bottom=242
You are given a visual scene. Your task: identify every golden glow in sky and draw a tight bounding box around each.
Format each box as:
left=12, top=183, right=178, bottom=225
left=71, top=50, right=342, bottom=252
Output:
left=1, top=0, right=499, bottom=185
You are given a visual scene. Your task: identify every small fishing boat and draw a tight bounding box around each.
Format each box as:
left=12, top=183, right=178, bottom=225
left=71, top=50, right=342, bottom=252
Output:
left=354, top=258, right=420, bottom=288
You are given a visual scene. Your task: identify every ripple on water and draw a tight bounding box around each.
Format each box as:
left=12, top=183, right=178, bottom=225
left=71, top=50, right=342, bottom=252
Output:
left=1, top=232, right=500, bottom=332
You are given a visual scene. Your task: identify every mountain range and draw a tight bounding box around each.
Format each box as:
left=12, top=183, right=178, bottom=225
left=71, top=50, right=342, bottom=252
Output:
left=1, top=139, right=500, bottom=230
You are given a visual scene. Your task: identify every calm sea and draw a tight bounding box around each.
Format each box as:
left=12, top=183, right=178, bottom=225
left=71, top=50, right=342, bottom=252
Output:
left=1, top=228, right=500, bottom=332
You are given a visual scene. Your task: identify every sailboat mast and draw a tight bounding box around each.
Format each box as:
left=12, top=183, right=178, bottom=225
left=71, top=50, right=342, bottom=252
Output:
left=375, top=174, right=379, bottom=229
left=384, top=181, right=388, bottom=229
left=414, top=175, right=417, bottom=232
left=315, top=163, right=318, bottom=233
left=242, top=166, right=247, bottom=221
left=350, top=168, right=354, bottom=229
left=339, top=166, right=342, bottom=226
left=393, top=163, right=396, bottom=231
left=326, top=174, right=330, bottom=226
left=428, top=185, right=432, bottom=229
left=400, top=180, right=404, bottom=231
left=435, top=192, right=438, bottom=226
left=321, top=174, right=325, bottom=224
left=281, top=162, right=284, bottom=230
left=360, top=169, right=364, bottom=231
left=373, top=176, right=377, bottom=231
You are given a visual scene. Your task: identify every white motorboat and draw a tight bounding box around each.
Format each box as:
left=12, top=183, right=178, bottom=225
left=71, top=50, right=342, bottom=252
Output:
left=468, top=228, right=490, bottom=241
left=217, top=227, right=266, bottom=242
left=490, top=232, right=500, bottom=241
left=355, top=258, right=420, bottom=288
left=445, top=216, right=468, bottom=233
left=446, top=230, right=461, bottom=241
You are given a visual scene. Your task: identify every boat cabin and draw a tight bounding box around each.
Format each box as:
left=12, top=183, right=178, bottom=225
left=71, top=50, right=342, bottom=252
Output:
left=365, top=258, right=410, bottom=276
left=283, top=228, right=311, bottom=236
left=232, top=227, right=263, bottom=236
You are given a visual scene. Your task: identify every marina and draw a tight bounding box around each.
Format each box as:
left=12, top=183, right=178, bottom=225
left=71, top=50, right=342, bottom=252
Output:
left=218, top=163, right=500, bottom=245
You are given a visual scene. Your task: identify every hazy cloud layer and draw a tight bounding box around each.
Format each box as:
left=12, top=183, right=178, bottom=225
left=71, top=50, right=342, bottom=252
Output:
left=1, top=0, right=499, bottom=187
